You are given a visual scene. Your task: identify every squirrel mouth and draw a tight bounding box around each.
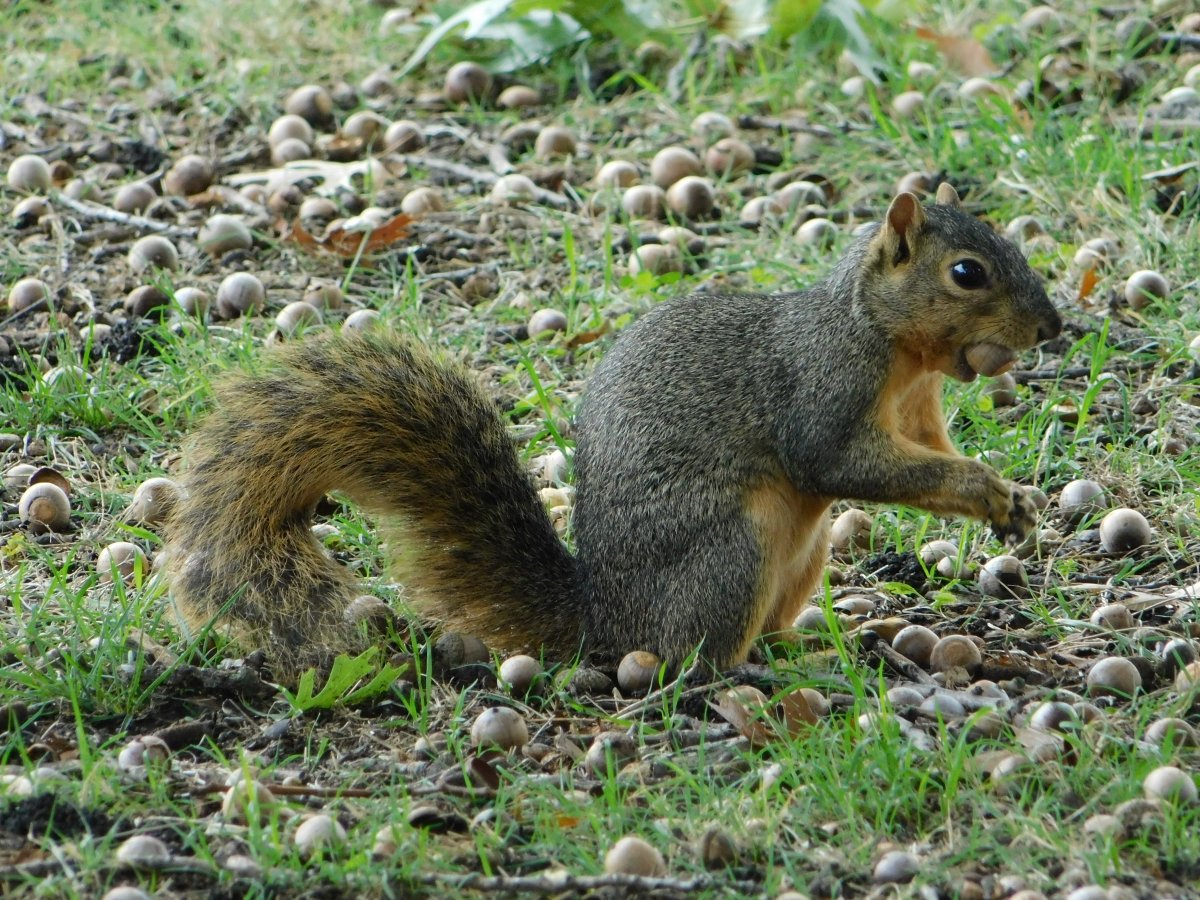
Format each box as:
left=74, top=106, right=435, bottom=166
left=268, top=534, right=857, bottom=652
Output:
left=954, top=343, right=1017, bottom=382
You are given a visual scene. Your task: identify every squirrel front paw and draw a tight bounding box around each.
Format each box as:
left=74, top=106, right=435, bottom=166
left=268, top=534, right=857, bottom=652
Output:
left=986, top=479, right=1038, bottom=545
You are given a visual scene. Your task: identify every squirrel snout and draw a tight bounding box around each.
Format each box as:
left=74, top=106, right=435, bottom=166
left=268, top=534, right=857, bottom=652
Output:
left=1036, top=308, right=1063, bottom=344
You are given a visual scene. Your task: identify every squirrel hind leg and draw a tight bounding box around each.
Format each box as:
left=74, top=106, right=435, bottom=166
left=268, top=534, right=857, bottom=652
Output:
left=746, top=481, right=832, bottom=647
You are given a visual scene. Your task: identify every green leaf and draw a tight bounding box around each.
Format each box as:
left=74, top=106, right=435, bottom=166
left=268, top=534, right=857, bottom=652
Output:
left=770, top=0, right=823, bottom=40
left=399, top=0, right=516, bottom=76
left=282, top=647, right=408, bottom=711
left=478, top=11, right=587, bottom=72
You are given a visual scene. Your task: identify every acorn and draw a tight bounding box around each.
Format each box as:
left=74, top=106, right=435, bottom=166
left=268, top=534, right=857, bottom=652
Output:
left=829, top=508, right=872, bottom=553
left=1098, top=508, right=1151, bottom=554
left=162, top=154, right=213, bottom=196
left=498, top=654, right=543, bottom=694
left=498, top=85, right=540, bottom=109
left=384, top=119, right=424, bottom=152
left=113, top=182, right=157, bottom=213
left=617, top=649, right=661, bottom=694
left=621, top=184, right=666, bottom=219
left=691, top=111, right=735, bottom=142
left=585, top=731, right=638, bottom=777
left=198, top=214, right=253, bottom=256
left=534, top=125, right=576, bottom=159
left=873, top=850, right=919, bottom=884
left=907, top=61, right=938, bottom=80
left=19, top=483, right=71, bottom=533
left=650, top=146, right=702, bottom=189
left=978, top=555, right=1028, bottom=598
left=271, top=138, right=311, bottom=166
left=929, top=634, right=982, bottom=673
left=965, top=343, right=1016, bottom=378
left=1086, top=657, right=1141, bottom=698
left=1123, top=270, right=1168, bottom=310
left=470, top=707, right=528, bottom=751
left=665, top=175, right=715, bottom=219
left=490, top=173, right=537, bottom=203
left=604, top=836, right=666, bottom=877
left=294, top=813, right=347, bottom=856
left=268, top=114, right=315, bottom=148
left=342, top=110, right=388, bottom=148
left=7, top=277, right=51, bottom=313
left=444, top=61, right=491, bottom=104
left=740, top=196, right=785, bottom=223
left=796, top=217, right=836, bottom=248
left=1059, top=478, right=1105, bottom=522
left=400, top=186, right=445, bottom=216
left=173, top=287, right=211, bottom=318
left=216, top=272, right=265, bottom=319
left=275, top=301, right=324, bottom=336
left=284, top=84, right=334, bottom=126
left=892, top=91, right=926, bottom=118
left=595, top=160, right=640, bottom=189
left=775, top=180, right=827, bottom=209
left=115, top=834, right=170, bottom=866
left=527, top=308, right=568, bottom=338
left=6, top=154, right=52, bottom=193
left=97, top=541, right=148, bottom=584
left=629, top=243, right=683, bottom=277
left=298, top=281, right=342, bottom=312
left=959, top=77, right=1002, bottom=100
left=1089, top=602, right=1134, bottom=631
left=1142, top=766, right=1197, bottom=804
left=704, top=137, right=754, bottom=177
left=1145, top=717, right=1198, bottom=748
left=892, top=625, right=938, bottom=668
left=343, top=309, right=381, bottom=331
left=127, top=235, right=179, bottom=273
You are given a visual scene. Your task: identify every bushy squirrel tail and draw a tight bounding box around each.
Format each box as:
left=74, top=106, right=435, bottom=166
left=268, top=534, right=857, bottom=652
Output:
left=165, top=331, right=583, bottom=669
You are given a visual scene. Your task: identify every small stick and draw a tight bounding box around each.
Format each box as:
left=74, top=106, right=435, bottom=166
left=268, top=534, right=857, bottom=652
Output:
left=53, top=192, right=196, bottom=238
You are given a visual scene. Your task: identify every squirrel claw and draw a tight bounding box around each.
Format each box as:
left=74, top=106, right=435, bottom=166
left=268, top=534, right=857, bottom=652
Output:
left=990, top=483, right=1037, bottom=546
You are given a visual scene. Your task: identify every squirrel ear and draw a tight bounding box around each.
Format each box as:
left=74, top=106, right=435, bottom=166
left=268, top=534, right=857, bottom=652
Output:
left=882, top=191, right=926, bottom=266
left=935, top=183, right=961, bottom=207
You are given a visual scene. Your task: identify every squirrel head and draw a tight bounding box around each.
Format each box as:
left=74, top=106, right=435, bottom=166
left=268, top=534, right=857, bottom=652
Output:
left=858, top=183, right=1063, bottom=382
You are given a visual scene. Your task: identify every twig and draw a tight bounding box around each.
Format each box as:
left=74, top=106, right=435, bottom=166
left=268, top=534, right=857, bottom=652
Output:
left=422, top=124, right=515, bottom=176
left=410, top=869, right=760, bottom=895
left=393, top=153, right=569, bottom=209
left=872, top=640, right=937, bottom=686
left=1013, top=366, right=1095, bottom=383
left=52, top=192, right=196, bottom=239
left=736, top=114, right=857, bottom=137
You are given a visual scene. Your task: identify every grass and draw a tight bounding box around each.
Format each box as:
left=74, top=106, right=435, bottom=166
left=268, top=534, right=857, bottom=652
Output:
left=3, top=0, right=1200, bottom=897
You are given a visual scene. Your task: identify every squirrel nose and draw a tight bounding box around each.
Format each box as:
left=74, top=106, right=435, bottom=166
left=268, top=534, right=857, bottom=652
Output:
left=1037, top=310, right=1063, bottom=343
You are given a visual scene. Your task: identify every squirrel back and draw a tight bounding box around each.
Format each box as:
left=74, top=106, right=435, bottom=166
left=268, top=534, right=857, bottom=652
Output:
left=166, top=186, right=1061, bottom=674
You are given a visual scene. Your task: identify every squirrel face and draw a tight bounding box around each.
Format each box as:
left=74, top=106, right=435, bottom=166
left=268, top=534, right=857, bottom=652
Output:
left=862, top=185, right=1063, bottom=381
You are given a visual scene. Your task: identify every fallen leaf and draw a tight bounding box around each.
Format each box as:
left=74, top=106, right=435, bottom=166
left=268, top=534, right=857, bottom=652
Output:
left=289, top=213, right=413, bottom=258
left=916, top=26, right=998, bottom=77
left=711, top=685, right=774, bottom=749
left=566, top=320, right=612, bottom=348
left=777, top=688, right=819, bottom=735
left=1077, top=267, right=1099, bottom=302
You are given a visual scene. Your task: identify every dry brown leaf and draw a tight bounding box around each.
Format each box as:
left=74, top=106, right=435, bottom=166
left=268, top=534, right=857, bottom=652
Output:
left=711, top=685, right=774, bottom=749
left=1077, top=267, right=1099, bottom=303
left=777, top=688, right=820, bottom=735
left=916, top=26, right=998, bottom=77
left=566, top=320, right=612, bottom=349
left=289, top=213, right=413, bottom=258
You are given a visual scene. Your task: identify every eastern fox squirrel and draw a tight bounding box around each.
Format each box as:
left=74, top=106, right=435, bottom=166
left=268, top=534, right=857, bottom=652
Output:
left=165, top=184, right=1062, bottom=673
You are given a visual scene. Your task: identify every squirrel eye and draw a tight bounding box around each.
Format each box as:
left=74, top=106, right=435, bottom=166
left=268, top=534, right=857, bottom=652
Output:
left=950, top=259, right=988, bottom=290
